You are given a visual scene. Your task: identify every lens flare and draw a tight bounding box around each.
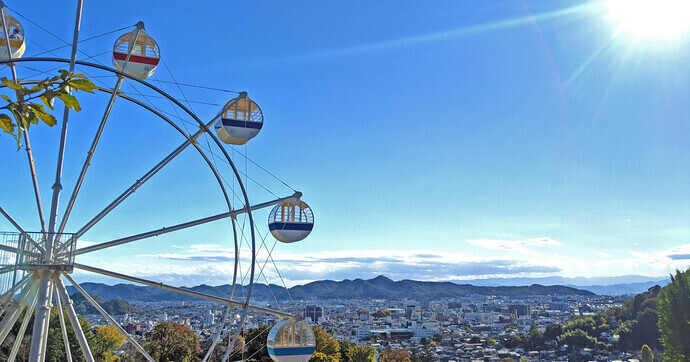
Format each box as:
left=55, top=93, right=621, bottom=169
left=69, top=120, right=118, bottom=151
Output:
left=605, top=0, right=690, bottom=39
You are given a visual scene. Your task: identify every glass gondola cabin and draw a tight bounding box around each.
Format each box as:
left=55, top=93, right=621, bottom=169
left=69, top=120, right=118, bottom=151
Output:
left=215, top=94, right=263, bottom=145
left=0, top=11, right=25, bottom=60
left=112, top=27, right=160, bottom=79
left=267, top=319, right=315, bottom=362
left=268, top=201, right=314, bottom=243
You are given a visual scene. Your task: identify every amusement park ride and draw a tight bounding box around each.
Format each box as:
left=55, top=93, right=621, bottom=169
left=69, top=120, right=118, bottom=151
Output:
left=0, top=2, right=316, bottom=361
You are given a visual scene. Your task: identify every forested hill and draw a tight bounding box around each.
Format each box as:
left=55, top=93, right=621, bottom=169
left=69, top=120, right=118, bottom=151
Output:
left=67, top=275, right=593, bottom=302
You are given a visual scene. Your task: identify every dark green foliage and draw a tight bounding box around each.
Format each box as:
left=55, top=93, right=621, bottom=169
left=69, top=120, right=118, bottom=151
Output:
left=609, top=285, right=662, bottom=350
left=70, top=292, right=135, bottom=316
left=0, top=308, right=118, bottom=362
left=543, top=323, right=562, bottom=340
left=656, top=268, right=690, bottom=361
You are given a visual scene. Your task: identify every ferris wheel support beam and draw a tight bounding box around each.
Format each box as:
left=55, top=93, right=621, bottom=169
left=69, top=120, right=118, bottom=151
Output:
left=71, top=191, right=302, bottom=256
left=0, top=278, right=34, bottom=345
left=48, top=0, right=84, bottom=240
left=54, top=275, right=94, bottom=362
left=0, top=206, right=43, bottom=252
left=0, top=6, right=47, bottom=234
left=73, top=97, right=241, bottom=241
left=73, top=263, right=292, bottom=318
left=8, top=286, right=39, bottom=362
left=64, top=273, right=156, bottom=362
left=54, top=287, right=74, bottom=362
left=29, top=270, right=54, bottom=362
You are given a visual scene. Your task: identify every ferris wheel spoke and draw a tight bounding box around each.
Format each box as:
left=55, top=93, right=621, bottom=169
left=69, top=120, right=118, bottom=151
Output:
left=73, top=263, right=291, bottom=318
left=57, top=25, right=146, bottom=236
left=53, top=275, right=95, bottom=362
left=54, top=286, right=74, bottom=362
left=0, top=6, right=48, bottom=234
left=7, top=284, right=39, bottom=362
left=73, top=112, right=231, bottom=242
left=0, top=198, right=45, bottom=254
left=63, top=273, right=155, bottom=362
left=46, top=0, right=84, bottom=240
left=0, top=278, right=34, bottom=346
left=70, top=192, right=301, bottom=256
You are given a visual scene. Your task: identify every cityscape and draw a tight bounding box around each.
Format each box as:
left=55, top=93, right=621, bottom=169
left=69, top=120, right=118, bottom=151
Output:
left=0, top=0, right=689, bottom=361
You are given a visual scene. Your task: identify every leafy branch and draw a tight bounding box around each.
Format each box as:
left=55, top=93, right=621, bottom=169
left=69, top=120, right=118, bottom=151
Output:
left=0, top=69, right=96, bottom=149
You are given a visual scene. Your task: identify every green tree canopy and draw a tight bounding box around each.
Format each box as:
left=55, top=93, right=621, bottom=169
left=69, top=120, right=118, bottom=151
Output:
left=142, top=322, right=200, bottom=362
left=311, top=327, right=339, bottom=361
left=656, top=268, right=690, bottom=361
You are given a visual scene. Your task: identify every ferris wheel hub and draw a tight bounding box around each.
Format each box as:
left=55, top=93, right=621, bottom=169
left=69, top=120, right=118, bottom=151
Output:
left=1, top=231, right=76, bottom=273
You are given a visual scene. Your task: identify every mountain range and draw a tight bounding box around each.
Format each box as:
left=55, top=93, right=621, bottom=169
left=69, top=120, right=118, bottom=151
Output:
left=67, top=275, right=597, bottom=302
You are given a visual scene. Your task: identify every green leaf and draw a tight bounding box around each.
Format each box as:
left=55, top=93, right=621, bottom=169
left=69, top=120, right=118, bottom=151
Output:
left=0, top=113, right=13, bottom=134
left=0, top=94, right=10, bottom=102
left=72, top=73, right=86, bottom=79
left=59, top=69, right=70, bottom=80
left=29, top=103, right=56, bottom=126
left=68, top=79, right=96, bottom=93
left=1, top=77, right=21, bottom=90
left=57, top=92, right=81, bottom=112
left=40, top=95, right=55, bottom=110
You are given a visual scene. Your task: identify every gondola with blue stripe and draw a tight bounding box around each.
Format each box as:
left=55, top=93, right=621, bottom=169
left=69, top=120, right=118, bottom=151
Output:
left=215, top=93, right=264, bottom=145
left=267, top=319, right=316, bottom=362
left=268, top=200, right=314, bottom=243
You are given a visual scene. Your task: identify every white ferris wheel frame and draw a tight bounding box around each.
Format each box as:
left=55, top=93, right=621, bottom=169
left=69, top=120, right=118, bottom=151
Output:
left=0, top=1, right=298, bottom=361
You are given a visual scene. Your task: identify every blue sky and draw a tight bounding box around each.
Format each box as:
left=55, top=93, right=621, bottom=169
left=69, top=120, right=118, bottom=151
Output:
left=1, top=1, right=689, bottom=287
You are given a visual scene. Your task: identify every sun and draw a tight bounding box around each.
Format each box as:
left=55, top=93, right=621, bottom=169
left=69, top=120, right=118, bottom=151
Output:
left=604, top=0, right=690, bottom=39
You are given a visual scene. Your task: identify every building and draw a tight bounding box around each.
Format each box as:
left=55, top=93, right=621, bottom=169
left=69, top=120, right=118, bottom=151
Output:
left=508, top=304, right=531, bottom=319
left=304, top=305, right=324, bottom=323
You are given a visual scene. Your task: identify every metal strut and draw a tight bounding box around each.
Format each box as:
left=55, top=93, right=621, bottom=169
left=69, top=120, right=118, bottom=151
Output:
left=71, top=191, right=301, bottom=256
left=64, top=274, right=155, bottom=362
left=57, top=23, right=144, bottom=237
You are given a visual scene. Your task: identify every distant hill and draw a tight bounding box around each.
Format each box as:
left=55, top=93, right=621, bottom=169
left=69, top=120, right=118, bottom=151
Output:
left=66, top=275, right=593, bottom=302
left=448, top=275, right=670, bottom=295
left=69, top=292, right=136, bottom=315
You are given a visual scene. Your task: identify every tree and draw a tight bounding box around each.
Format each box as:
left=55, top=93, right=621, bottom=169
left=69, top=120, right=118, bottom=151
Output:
left=640, top=344, right=653, bottom=362
left=311, top=327, right=339, bottom=361
left=0, top=70, right=95, bottom=148
left=241, top=325, right=271, bottom=361
left=142, top=322, right=200, bottom=362
left=561, top=329, right=596, bottom=348
left=311, top=352, right=338, bottom=362
left=656, top=268, right=690, bottom=361
left=346, top=345, right=376, bottom=362
left=543, top=323, right=562, bottom=340
left=91, top=325, right=126, bottom=361
left=379, top=348, right=411, bottom=362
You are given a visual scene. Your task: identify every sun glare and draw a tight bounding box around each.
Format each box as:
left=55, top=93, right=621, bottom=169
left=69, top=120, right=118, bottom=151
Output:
left=605, top=0, right=690, bottom=39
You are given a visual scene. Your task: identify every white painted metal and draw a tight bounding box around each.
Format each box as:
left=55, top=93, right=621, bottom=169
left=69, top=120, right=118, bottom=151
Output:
left=29, top=270, right=53, bottom=361
left=72, top=191, right=302, bottom=256
left=58, top=24, right=143, bottom=237
left=74, top=263, right=291, bottom=317
left=54, top=277, right=94, bottom=362
left=8, top=286, right=39, bottom=362
left=48, top=0, right=84, bottom=242
left=55, top=287, right=73, bottom=362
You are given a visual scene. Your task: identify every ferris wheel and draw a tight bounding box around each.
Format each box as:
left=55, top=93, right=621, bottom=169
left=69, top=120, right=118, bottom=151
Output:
left=0, top=2, right=316, bottom=362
